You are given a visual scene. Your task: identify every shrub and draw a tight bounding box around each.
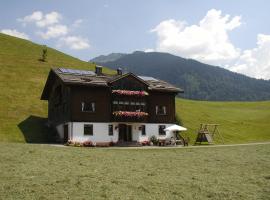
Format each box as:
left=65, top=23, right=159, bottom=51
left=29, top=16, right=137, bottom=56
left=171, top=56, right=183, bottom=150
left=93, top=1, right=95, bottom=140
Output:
left=109, top=141, right=114, bottom=146
left=150, top=135, right=158, bottom=145
left=141, top=140, right=150, bottom=146
left=83, top=140, right=94, bottom=147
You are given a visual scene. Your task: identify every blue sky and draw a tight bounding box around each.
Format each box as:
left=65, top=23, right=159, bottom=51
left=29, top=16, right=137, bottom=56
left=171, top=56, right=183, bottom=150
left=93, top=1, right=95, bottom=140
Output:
left=1, top=0, right=270, bottom=79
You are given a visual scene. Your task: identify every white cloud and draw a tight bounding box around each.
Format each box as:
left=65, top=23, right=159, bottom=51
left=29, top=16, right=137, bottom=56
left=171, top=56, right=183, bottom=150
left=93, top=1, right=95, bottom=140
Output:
left=18, top=11, right=62, bottom=28
left=16, top=11, right=91, bottom=51
left=150, top=9, right=270, bottom=80
left=151, top=9, right=241, bottom=66
left=37, top=11, right=62, bottom=27
left=231, top=34, right=270, bottom=79
left=1, top=29, right=29, bottom=40
left=37, top=24, right=68, bottom=39
left=58, top=36, right=90, bottom=50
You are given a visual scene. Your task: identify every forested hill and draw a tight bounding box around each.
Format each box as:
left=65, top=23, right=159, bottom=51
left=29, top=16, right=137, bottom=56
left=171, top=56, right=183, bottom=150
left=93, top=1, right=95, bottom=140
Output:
left=90, top=51, right=270, bottom=101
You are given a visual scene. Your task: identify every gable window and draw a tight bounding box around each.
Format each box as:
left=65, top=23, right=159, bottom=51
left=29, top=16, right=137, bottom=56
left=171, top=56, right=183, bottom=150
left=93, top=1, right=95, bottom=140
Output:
left=155, top=105, right=167, bottom=115
left=141, top=125, right=146, bottom=136
left=159, top=125, right=166, bottom=135
left=84, top=124, right=93, bottom=135
left=108, top=124, right=113, bottom=136
left=82, top=102, right=95, bottom=112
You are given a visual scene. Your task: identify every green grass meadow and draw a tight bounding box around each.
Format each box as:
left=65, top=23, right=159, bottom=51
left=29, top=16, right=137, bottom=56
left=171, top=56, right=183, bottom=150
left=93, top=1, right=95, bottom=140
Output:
left=176, top=99, right=270, bottom=144
left=0, top=143, right=269, bottom=200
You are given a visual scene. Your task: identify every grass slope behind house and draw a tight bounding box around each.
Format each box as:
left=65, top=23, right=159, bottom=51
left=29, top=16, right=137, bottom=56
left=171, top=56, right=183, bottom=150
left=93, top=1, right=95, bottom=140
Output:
left=0, top=143, right=269, bottom=199
left=0, top=33, right=114, bottom=142
left=176, top=98, right=270, bottom=144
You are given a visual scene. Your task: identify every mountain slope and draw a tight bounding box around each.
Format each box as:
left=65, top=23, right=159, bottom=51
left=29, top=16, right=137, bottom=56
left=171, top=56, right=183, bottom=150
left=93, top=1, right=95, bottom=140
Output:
left=0, top=33, right=114, bottom=142
left=91, top=53, right=126, bottom=63
left=91, top=51, right=270, bottom=101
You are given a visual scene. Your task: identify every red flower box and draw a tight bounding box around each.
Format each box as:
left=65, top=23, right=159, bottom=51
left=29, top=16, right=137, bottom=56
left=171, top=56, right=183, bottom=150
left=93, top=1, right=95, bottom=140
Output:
left=112, top=90, right=149, bottom=97
left=113, top=111, right=148, bottom=118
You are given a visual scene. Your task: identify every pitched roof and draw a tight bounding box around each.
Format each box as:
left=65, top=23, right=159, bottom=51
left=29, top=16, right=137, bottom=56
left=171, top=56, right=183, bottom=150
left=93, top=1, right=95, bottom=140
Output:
left=41, top=67, right=183, bottom=100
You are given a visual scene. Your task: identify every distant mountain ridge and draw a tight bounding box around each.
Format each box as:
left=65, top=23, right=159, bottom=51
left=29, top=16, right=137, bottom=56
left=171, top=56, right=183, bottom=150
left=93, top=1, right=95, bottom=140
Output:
left=91, top=53, right=126, bottom=63
left=90, top=51, right=270, bottom=101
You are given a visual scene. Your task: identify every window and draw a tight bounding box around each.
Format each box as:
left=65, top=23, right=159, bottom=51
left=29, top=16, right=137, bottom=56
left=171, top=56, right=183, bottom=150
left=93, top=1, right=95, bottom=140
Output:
left=108, top=124, right=113, bottom=136
left=159, top=125, right=166, bottom=135
left=141, top=125, right=146, bottom=136
left=155, top=105, right=167, bottom=115
left=82, top=102, right=95, bottom=112
left=84, top=124, right=93, bottom=135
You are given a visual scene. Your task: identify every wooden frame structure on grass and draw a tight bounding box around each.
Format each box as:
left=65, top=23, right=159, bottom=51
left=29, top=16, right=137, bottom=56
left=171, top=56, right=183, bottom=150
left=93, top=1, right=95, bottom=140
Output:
left=195, top=124, right=224, bottom=145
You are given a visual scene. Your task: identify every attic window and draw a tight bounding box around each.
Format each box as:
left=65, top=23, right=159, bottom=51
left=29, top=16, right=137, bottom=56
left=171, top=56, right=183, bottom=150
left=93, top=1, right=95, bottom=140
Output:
left=155, top=105, right=167, bottom=115
left=82, top=102, right=95, bottom=112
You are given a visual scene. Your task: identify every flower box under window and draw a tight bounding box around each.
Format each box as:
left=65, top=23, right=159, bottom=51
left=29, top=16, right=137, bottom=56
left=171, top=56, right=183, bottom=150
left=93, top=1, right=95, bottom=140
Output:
left=112, top=111, right=148, bottom=118
left=112, top=90, right=149, bottom=97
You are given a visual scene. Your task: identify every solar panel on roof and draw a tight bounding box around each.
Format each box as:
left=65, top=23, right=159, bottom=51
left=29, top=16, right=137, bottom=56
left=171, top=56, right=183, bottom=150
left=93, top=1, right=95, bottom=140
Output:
left=138, top=76, right=158, bottom=81
left=59, top=68, right=95, bottom=75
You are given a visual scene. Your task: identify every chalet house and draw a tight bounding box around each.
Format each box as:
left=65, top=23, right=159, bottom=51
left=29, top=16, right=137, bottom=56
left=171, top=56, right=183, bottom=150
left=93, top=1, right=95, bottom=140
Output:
left=41, top=66, right=183, bottom=145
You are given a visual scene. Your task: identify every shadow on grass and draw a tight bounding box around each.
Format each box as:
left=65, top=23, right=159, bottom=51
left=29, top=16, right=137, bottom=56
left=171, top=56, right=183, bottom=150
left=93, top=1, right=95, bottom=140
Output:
left=18, top=115, right=57, bottom=143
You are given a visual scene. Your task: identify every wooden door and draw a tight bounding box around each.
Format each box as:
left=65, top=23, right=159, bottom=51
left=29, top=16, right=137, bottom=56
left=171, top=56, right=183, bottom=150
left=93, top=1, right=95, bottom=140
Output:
left=127, top=125, right=132, bottom=142
left=118, top=124, right=132, bottom=142
left=118, top=124, right=126, bottom=142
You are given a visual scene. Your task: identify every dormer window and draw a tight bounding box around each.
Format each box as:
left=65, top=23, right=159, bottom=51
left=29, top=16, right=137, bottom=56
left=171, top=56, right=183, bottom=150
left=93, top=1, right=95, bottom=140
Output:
left=155, top=105, right=167, bottom=115
left=82, top=102, right=95, bottom=112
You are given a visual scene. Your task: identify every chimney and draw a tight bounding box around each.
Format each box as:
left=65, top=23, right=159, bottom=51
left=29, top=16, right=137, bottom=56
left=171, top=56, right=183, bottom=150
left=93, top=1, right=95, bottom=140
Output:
left=117, top=68, right=122, bottom=75
left=95, top=65, right=102, bottom=76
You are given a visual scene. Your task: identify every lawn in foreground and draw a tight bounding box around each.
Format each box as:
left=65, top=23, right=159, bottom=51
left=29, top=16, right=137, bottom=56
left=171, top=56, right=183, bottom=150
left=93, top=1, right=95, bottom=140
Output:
left=0, top=143, right=269, bottom=200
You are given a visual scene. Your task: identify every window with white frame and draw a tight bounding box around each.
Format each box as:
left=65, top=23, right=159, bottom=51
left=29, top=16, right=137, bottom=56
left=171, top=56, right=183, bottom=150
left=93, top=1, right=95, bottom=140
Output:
left=108, top=124, right=113, bottom=136
left=82, top=102, right=95, bottom=112
left=155, top=105, right=167, bottom=115
left=159, top=125, right=166, bottom=135
left=141, top=125, right=146, bottom=136
left=84, top=124, right=93, bottom=135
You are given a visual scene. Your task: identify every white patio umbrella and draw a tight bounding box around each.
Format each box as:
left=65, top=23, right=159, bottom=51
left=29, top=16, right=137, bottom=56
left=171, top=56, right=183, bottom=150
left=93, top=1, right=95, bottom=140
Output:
left=164, top=124, right=187, bottom=131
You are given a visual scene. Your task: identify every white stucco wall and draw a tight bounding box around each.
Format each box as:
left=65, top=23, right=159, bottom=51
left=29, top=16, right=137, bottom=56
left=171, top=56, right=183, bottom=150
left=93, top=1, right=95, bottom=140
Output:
left=55, top=122, right=175, bottom=143
left=72, top=122, right=118, bottom=143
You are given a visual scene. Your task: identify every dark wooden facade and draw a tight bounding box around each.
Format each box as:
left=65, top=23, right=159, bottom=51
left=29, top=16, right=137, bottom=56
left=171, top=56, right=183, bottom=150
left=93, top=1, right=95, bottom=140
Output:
left=41, top=68, right=182, bottom=126
left=70, top=86, right=111, bottom=122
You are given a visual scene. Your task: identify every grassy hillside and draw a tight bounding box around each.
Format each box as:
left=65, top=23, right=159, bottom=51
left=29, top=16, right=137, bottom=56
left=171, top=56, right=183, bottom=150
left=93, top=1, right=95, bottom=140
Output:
left=0, top=33, right=270, bottom=144
left=0, top=33, right=114, bottom=142
left=176, top=98, right=270, bottom=144
left=0, top=143, right=269, bottom=199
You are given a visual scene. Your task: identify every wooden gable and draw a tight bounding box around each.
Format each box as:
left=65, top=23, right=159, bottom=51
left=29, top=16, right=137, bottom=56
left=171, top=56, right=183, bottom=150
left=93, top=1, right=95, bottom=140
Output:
left=41, top=70, right=58, bottom=100
left=110, top=73, right=149, bottom=91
